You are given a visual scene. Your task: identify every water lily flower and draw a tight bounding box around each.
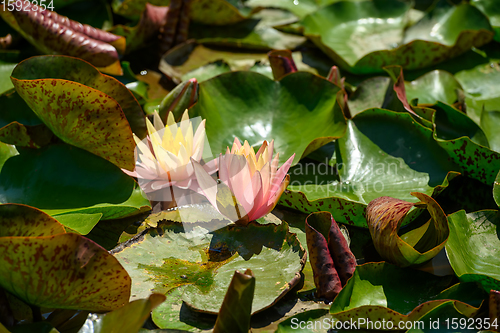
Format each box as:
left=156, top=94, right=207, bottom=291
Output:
left=193, top=138, right=294, bottom=225
left=123, top=110, right=217, bottom=194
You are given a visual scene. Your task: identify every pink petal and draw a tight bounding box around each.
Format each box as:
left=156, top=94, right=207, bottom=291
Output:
left=192, top=158, right=218, bottom=209
left=269, top=154, right=294, bottom=197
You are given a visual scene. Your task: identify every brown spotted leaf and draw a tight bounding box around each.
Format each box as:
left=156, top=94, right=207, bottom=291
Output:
left=0, top=203, right=65, bottom=237
left=10, top=71, right=136, bottom=170
left=366, top=192, right=449, bottom=267
left=11, top=55, right=147, bottom=139
left=0, top=233, right=131, bottom=311
left=0, top=0, right=124, bottom=74
left=305, top=211, right=355, bottom=300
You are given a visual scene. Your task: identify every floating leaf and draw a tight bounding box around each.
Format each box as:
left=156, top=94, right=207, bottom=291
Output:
left=366, top=192, right=448, bottom=267
left=330, top=262, right=485, bottom=328
left=11, top=57, right=139, bottom=170
left=0, top=89, right=54, bottom=148
left=213, top=269, right=255, bottom=333
left=54, top=213, right=102, bottom=235
left=472, top=0, right=500, bottom=42
left=77, top=294, right=166, bottom=333
left=0, top=144, right=151, bottom=219
left=0, top=232, right=131, bottom=311
left=112, top=215, right=306, bottom=315
left=0, top=204, right=65, bottom=237
left=190, top=9, right=306, bottom=50
left=445, top=210, right=500, bottom=292
left=186, top=71, right=346, bottom=165
left=405, top=70, right=463, bottom=106
left=190, top=0, right=255, bottom=25
left=280, top=108, right=459, bottom=227
left=0, top=1, right=125, bottom=74
left=299, top=0, right=494, bottom=74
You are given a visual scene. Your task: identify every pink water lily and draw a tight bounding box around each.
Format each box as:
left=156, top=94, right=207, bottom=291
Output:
left=193, top=138, right=294, bottom=225
left=122, top=110, right=217, bottom=193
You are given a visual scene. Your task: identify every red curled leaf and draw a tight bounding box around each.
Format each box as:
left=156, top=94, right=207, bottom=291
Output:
left=110, top=3, right=169, bottom=54
left=366, top=192, right=449, bottom=267
left=305, top=211, right=356, bottom=300
left=0, top=0, right=124, bottom=74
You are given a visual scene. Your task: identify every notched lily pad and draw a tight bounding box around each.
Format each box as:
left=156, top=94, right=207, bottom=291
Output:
left=0, top=232, right=131, bottom=312
left=11, top=56, right=140, bottom=170
left=330, top=262, right=486, bottom=328
left=112, top=215, right=306, bottom=315
left=445, top=209, right=500, bottom=292
left=299, top=0, right=494, bottom=74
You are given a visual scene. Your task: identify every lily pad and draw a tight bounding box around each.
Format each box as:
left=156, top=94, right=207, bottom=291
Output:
left=112, top=216, right=306, bottom=314
left=280, top=108, right=460, bottom=227
left=0, top=203, right=65, bottom=237
left=0, top=89, right=54, bottom=148
left=54, top=213, right=103, bottom=235
left=190, top=9, right=306, bottom=50
left=330, top=262, right=486, bottom=327
left=405, top=70, right=463, bottom=105
left=299, top=0, right=494, bottom=74
left=186, top=70, right=346, bottom=165
left=190, top=0, right=256, bottom=25
left=0, top=143, right=151, bottom=219
left=495, top=171, right=500, bottom=208
left=0, top=205, right=131, bottom=312
left=245, top=0, right=338, bottom=19
left=472, top=0, right=500, bottom=42
left=11, top=56, right=139, bottom=170
left=445, top=209, right=500, bottom=292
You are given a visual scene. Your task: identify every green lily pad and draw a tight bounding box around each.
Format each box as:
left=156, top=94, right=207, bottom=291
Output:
left=455, top=62, right=500, bottom=124
left=405, top=70, right=463, bottom=105
left=330, top=262, right=485, bottom=328
left=445, top=210, right=500, bottom=292
left=480, top=110, right=500, bottom=153
left=160, top=41, right=321, bottom=84
left=186, top=71, right=346, bottom=165
left=11, top=56, right=141, bottom=170
left=472, top=0, right=500, bottom=42
left=0, top=144, right=151, bottom=219
left=280, top=108, right=460, bottom=227
left=0, top=141, right=17, bottom=172
left=299, top=0, right=494, bottom=74
left=190, top=9, right=306, bottom=50
left=77, top=294, right=166, bottom=333
left=54, top=213, right=103, bottom=235
left=190, top=0, right=256, bottom=25
left=112, top=216, right=306, bottom=314
left=245, top=0, right=338, bottom=19
left=0, top=61, right=15, bottom=94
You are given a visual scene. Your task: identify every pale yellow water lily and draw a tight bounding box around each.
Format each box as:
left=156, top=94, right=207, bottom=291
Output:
left=123, top=110, right=217, bottom=193
left=193, top=138, right=294, bottom=224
